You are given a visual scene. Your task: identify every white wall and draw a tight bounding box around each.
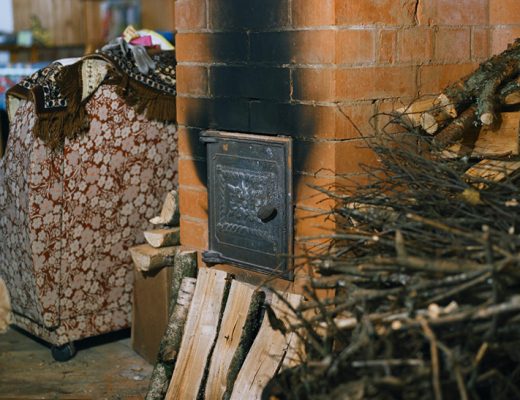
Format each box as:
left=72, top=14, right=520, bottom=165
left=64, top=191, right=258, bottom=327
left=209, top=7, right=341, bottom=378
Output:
left=0, top=0, right=14, bottom=63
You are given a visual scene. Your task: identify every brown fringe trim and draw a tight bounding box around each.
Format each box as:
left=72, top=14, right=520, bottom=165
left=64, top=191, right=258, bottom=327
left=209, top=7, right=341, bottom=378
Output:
left=21, top=57, right=176, bottom=151
left=115, top=75, right=176, bottom=123
left=32, top=107, right=89, bottom=151
left=31, top=62, right=91, bottom=151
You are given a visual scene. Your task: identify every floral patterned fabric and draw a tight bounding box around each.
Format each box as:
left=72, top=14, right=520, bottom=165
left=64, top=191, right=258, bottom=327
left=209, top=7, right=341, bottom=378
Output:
left=0, top=85, right=177, bottom=345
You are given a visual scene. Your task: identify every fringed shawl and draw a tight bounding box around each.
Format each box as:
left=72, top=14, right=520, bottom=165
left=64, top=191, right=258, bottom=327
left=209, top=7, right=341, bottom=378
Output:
left=6, top=48, right=176, bottom=150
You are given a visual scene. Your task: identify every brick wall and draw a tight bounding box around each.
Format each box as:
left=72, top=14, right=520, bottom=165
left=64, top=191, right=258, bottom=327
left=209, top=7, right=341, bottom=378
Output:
left=175, top=0, right=520, bottom=283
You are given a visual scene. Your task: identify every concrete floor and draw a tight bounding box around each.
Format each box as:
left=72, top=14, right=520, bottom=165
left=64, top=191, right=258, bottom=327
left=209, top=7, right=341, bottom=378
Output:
left=0, top=327, right=153, bottom=400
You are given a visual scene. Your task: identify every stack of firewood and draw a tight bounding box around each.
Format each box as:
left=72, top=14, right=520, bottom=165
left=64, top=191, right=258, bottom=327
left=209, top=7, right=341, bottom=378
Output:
left=136, top=191, right=304, bottom=400
left=130, top=190, right=181, bottom=274
left=145, top=267, right=303, bottom=400
left=130, top=190, right=199, bottom=397
left=393, top=38, right=520, bottom=186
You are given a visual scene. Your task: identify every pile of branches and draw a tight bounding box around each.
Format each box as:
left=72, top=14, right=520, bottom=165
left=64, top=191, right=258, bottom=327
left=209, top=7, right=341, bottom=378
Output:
left=263, top=41, right=520, bottom=400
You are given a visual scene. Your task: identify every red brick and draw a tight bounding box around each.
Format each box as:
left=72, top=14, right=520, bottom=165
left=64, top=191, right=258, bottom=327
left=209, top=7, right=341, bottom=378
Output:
left=179, top=187, right=208, bottom=219
left=177, top=33, right=249, bottom=63
left=250, top=30, right=335, bottom=64
left=292, top=68, right=335, bottom=102
left=180, top=216, right=208, bottom=249
left=294, top=206, right=336, bottom=240
left=490, top=0, right=520, bottom=25
left=179, top=158, right=207, bottom=188
left=295, top=140, right=336, bottom=174
left=435, top=27, right=471, bottom=63
left=292, top=0, right=335, bottom=27
left=373, top=97, right=415, bottom=134
left=336, top=0, right=416, bottom=26
left=435, top=0, right=487, bottom=25
left=336, top=29, right=376, bottom=65
left=335, top=140, right=380, bottom=175
left=290, top=30, right=335, bottom=64
left=472, top=28, right=490, bottom=61
left=176, top=96, right=210, bottom=128
left=176, top=65, right=208, bottom=96
left=398, top=27, right=433, bottom=63
left=335, top=172, right=373, bottom=188
left=294, top=174, right=336, bottom=209
left=335, top=102, right=376, bottom=139
left=178, top=127, right=205, bottom=159
left=175, top=0, right=207, bottom=31
left=176, top=33, right=211, bottom=63
left=415, top=0, right=435, bottom=26
left=378, top=29, right=397, bottom=64
left=491, top=28, right=520, bottom=55
left=249, top=101, right=337, bottom=138
left=419, top=63, right=478, bottom=95
left=336, top=66, right=417, bottom=100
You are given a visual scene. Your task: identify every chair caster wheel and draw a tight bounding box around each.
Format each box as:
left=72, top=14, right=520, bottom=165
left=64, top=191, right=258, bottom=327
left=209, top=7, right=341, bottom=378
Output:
left=51, top=342, right=76, bottom=362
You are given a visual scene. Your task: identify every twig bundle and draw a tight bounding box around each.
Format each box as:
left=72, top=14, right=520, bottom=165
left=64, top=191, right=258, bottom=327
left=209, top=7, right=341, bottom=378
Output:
left=264, top=133, right=520, bottom=400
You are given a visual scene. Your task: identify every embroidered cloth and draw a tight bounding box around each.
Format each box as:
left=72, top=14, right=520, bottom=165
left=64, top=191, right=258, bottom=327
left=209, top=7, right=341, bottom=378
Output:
left=7, top=47, right=176, bottom=150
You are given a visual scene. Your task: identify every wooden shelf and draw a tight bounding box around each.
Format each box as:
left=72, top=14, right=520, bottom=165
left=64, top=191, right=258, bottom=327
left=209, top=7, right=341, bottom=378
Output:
left=0, top=44, right=85, bottom=63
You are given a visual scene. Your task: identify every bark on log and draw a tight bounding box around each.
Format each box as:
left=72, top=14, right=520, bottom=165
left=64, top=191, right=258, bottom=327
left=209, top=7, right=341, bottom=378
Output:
left=168, top=250, right=198, bottom=315
left=423, top=76, right=520, bottom=135
left=478, top=61, right=519, bottom=125
left=144, top=228, right=181, bottom=248
left=150, top=190, right=180, bottom=227
left=437, top=38, right=520, bottom=122
left=221, top=290, right=266, bottom=400
left=464, top=159, right=520, bottom=189
left=145, top=277, right=197, bottom=400
left=130, top=244, right=178, bottom=272
left=229, top=293, right=302, bottom=400
left=166, top=268, right=231, bottom=400
left=442, top=110, right=520, bottom=159
left=432, top=106, right=478, bottom=147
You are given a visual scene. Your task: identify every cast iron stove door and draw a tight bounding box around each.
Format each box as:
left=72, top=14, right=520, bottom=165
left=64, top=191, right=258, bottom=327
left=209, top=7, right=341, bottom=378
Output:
left=201, top=130, right=293, bottom=280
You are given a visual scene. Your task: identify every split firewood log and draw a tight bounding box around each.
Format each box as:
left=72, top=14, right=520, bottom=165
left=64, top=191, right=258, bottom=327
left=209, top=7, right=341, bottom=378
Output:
left=230, top=292, right=303, bottom=400
left=394, top=40, right=520, bottom=136
left=440, top=110, right=520, bottom=158
left=145, top=251, right=198, bottom=400
left=144, top=228, right=180, bottom=248
left=146, top=277, right=197, bottom=400
left=501, top=76, right=520, bottom=105
left=432, top=105, right=478, bottom=147
left=205, top=283, right=265, bottom=400
left=394, top=97, right=438, bottom=129
left=464, top=159, right=520, bottom=189
left=425, top=81, right=520, bottom=135
left=166, top=268, right=232, bottom=400
left=0, top=277, right=12, bottom=333
left=150, top=190, right=180, bottom=226
left=433, top=38, right=520, bottom=127
left=130, top=244, right=178, bottom=272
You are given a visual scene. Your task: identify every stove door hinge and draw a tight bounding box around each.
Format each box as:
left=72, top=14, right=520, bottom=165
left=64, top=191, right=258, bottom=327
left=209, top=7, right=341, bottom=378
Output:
left=202, top=250, right=225, bottom=265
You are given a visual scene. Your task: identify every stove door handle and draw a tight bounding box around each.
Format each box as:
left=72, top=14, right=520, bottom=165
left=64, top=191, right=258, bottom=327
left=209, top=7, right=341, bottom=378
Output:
left=257, top=205, right=277, bottom=223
